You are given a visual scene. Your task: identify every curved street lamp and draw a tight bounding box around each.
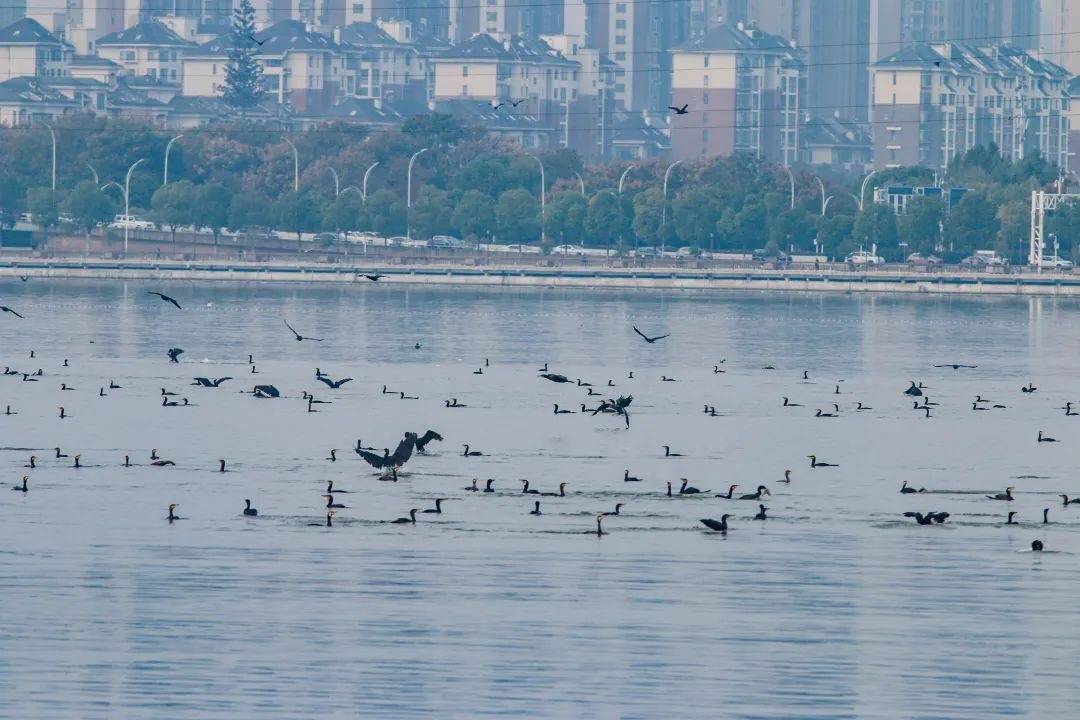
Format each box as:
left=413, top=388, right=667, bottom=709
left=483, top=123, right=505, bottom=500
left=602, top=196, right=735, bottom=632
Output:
left=283, top=137, right=299, bottom=192
left=362, top=161, right=380, bottom=201
left=327, top=166, right=340, bottom=197
left=406, top=148, right=429, bottom=240
left=41, top=122, right=56, bottom=191
left=859, top=170, right=879, bottom=212
left=526, top=153, right=546, bottom=243
left=661, top=159, right=682, bottom=252
left=618, top=163, right=636, bottom=194
left=163, top=134, right=183, bottom=185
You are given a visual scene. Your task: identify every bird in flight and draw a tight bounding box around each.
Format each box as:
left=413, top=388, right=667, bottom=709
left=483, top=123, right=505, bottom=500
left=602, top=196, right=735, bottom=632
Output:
left=1, top=306, right=24, bottom=318
left=492, top=101, right=506, bottom=110
left=933, top=363, right=978, bottom=369
left=317, top=375, right=352, bottom=389
left=284, top=319, right=323, bottom=342
left=364, top=274, right=383, bottom=281
left=510, top=98, right=525, bottom=107
left=668, top=104, right=689, bottom=115
left=147, top=291, right=182, bottom=309
left=633, top=326, right=669, bottom=344
left=192, top=377, right=232, bottom=387
left=167, top=347, right=184, bottom=363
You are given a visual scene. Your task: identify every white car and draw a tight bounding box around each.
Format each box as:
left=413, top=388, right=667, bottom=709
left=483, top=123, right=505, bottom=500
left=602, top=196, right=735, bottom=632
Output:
left=1036, top=255, right=1074, bottom=270
left=845, top=250, right=884, bottom=266
left=497, top=244, right=541, bottom=254
left=109, top=214, right=155, bottom=230
left=552, top=244, right=585, bottom=255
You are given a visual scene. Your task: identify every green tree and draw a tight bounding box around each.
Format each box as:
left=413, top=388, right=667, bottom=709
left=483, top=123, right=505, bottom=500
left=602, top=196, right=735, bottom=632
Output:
left=451, top=190, right=496, bottom=240
left=897, top=196, right=944, bottom=256
left=365, top=189, right=406, bottom=237
left=851, top=204, right=898, bottom=255
left=151, top=180, right=196, bottom=244
left=0, top=172, right=26, bottom=234
left=544, top=192, right=587, bottom=244
left=995, top=198, right=1030, bottom=263
left=408, top=187, right=453, bottom=240
left=725, top=199, right=767, bottom=251
left=672, top=187, right=723, bottom=249
left=768, top=209, right=817, bottom=255
left=585, top=192, right=627, bottom=249
left=26, top=187, right=59, bottom=232
left=943, top=192, right=999, bottom=260
left=495, top=188, right=540, bottom=242
left=62, top=181, right=113, bottom=251
left=322, top=191, right=366, bottom=237
left=196, top=182, right=232, bottom=245
left=276, top=191, right=319, bottom=249
left=222, top=0, right=264, bottom=114
left=632, top=188, right=665, bottom=246
left=816, top=214, right=854, bottom=259
left=228, top=190, right=272, bottom=232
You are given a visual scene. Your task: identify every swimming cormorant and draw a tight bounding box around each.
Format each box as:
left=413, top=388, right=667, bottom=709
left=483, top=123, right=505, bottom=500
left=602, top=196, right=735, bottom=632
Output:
left=520, top=480, right=539, bottom=495
left=465, top=479, right=479, bottom=491
left=987, top=487, right=1015, bottom=501
left=680, top=479, right=708, bottom=495
left=782, top=397, right=802, bottom=407
left=539, top=483, right=567, bottom=497
left=624, top=469, right=642, bottom=482
left=540, top=373, right=571, bottom=383
left=463, top=444, right=483, bottom=457
left=1043, top=509, right=1050, bottom=524
left=483, top=479, right=495, bottom=493
left=808, top=455, right=837, bottom=468
left=391, top=509, right=419, bottom=524
left=422, top=499, right=447, bottom=514
left=323, top=494, right=348, bottom=509
left=1060, top=495, right=1080, bottom=506
left=243, top=499, right=258, bottom=516
left=167, top=503, right=181, bottom=522
left=1006, top=511, right=1019, bottom=525
left=715, top=484, right=738, bottom=499
left=754, top=504, right=769, bottom=520
left=739, top=485, right=770, bottom=500
left=663, top=445, right=683, bottom=457
left=700, top=515, right=732, bottom=533
left=326, top=480, right=349, bottom=494
left=529, top=501, right=542, bottom=515
left=11, top=476, right=27, bottom=492
left=900, top=481, right=925, bottom=494
left=1032, top=540, right=1044, bottom=551
left=554, top=404, right=574, bottom=414
left=1037, top=431, right=1057, bottom=443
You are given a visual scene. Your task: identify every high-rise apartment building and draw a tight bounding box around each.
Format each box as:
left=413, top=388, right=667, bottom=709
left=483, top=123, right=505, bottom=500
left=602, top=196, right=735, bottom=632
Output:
left=871, top=0, right=1040, bottom=61
left=871, top=42, right=1070, bottom=170
left=669, top=22, right=804, bottom=164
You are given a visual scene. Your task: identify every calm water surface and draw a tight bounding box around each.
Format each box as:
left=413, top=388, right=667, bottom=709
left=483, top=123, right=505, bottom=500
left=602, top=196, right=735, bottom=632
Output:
left=1, top=280, right=1078, bottom=719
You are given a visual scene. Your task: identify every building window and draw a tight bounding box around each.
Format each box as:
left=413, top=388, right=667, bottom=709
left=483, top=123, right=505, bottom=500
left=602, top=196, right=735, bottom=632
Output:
left=122, top=51, right=135, bottom=62
left=487, top=11, right=497, bottom=20
left=615, top=19, right=625, bottom=29
left=615, top=35, right=625, bottom=45
left=703, top=92, right=709, bottom=104
left=352, top=3, right=364, bottom=12
left=615, top=2, right=626, bottom=11
left=462, top=65, right=469, bottom=76
left=462, top=84, right=468, bottom=95
left=615, top=51, right=625, bottom=60
left=704, top=55, right=709, bottom=68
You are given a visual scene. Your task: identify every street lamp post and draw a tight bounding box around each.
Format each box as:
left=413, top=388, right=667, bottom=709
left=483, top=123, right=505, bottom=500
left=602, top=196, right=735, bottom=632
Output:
left=859, top=170, right=878, bottom=212
left=163, top=134, right=183, bottom=185
left=327, top=167, right=340, bottom=197
left=362, top=161, right=379, bottom=201
left=87, top=163, right=99, bottom=185
left=406, top=147, right=429, bottom=240
left=781, top=165, right=795, bottom=209
left=527, top=153, right=546, bottom=243
left=122, top=158, right=146, bottom=257
left=283, top=137, right=299, bottom=192
left=42, top=122, right=56, bottom=191
left=661, top=159, right=682, bottom=252
left=813, top=176, right=826, bottom=215
left=618, top=164, right=635, bottom=194
left=574, top=172, right=585, bottom=196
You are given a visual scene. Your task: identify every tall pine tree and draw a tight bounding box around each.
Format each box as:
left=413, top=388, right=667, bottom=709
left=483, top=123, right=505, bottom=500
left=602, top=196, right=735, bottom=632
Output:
left=222, top=0, right=264, bottom=115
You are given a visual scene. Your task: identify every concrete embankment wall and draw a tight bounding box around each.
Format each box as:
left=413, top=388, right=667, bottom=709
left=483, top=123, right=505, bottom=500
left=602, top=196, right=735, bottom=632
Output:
left=2, top=261, right=1079, bottom=297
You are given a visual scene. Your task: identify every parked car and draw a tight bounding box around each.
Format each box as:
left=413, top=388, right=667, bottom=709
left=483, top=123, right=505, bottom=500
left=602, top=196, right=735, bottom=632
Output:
left=498, top=243, right=541, bottom=254
left=752, top=248, right=791, bottom=264
left=633, top=246, right=660, bottom=258
left=551, top=244, right=586, bottom=255
left=431, top=235, right=468, bottom=249
left=845, top=250, right=885, bottom=266
left=961, top=250, right=1007, bottom=268
left=109, top=214, right=155, bottom=230
left=1036, top=255, right=1074, bottom=270
left=907, top=252, right=942, bottom=266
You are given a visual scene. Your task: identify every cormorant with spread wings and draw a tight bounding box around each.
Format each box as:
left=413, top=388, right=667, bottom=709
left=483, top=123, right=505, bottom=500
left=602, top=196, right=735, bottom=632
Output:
left=356, top=432, right=418, bottom=469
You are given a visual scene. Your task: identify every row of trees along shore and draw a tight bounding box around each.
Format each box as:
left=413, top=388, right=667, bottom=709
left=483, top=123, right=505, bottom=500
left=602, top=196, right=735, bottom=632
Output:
left=1, top=114, right=1077, bottom=262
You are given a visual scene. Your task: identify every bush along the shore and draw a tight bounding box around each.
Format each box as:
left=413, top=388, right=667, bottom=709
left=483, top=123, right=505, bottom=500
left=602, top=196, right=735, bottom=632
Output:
left=0, top=115, right=1073, bottom=264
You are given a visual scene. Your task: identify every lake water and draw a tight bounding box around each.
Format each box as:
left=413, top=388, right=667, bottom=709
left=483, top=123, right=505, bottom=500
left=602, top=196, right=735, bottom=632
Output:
left=1, top=280, right=1078, bottom=719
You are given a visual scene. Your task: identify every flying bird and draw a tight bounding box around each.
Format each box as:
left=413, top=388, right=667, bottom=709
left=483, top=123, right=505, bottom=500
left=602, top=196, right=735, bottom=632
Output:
left=167, top=347, right=184, bottom=363
left=0, top=306, right=24, bottom=318
left=147, top=291, right=182, bottom=309
left=933, top=363, right=977, bottom=369
left=192, top=377, right=232, bottom=387
left=364, top=274, right=383, bottom=281
left=668, top=104, right=689, bottom=115
left=414, top=430, right=443, bottom=453
left=633, top=326, right=669, bottom=344
left=284, top=319, right=323, bottom=342
left=356, top=432, right=418, bottom=469
left=317, top=375, right=353, bottom=389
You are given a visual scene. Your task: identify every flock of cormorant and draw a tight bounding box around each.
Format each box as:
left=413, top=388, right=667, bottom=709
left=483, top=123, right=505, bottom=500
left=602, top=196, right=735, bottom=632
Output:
left=1, top=287, right=1073, bottom=554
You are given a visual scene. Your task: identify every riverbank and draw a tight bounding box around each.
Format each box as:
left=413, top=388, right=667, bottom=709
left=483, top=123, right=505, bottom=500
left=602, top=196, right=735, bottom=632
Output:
left=2, top=257, right=1079, bottom=296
